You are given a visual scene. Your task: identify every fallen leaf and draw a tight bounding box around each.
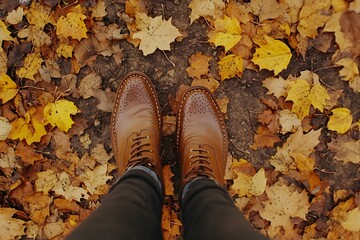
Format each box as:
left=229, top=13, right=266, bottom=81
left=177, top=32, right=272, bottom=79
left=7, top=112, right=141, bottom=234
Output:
left=328, top=135, right=360, bottom=164
left=6, top=7, right=24, bottom=25
left=0, top=20, right=15, bottom=51
left=43, top=99, right=80, bottom=132
left=0, top=51, right=7, bottom=72
left=232, top=168, right=267, bottom=197
left=217, top=96, right=229, bottom=114
left=286, top=78, right=330, bottom=119
left=162, top=115, right=176, bottom=136
left=191, top=77, right=220, bottom=93
left=79, top=164, right=112, bottom=195
left=250, top=125, right=281, bottom=149
left=56, top=43, right=74, bottom=58
left=25, top=192, right=51, bottom=224
left=162, top=165, right=174, bottom=196
left=262, top=76, right=289, bottom=98
left=91, top=144, right=113, bottom=165
left=92, top=0, right=107, bottom=18
left=0, top=73, right=18, bottom=103
left=341, top=207, right=360, bottom=232
left=0, top=208, right=26, bottom=240
left=133, top=13, right=182, bottom=56
left=279, top=109, right=301, bottom=133
left=161, top=204, right=181, bottom=240
left=78, top=72, right=102, bottom=99
left=251, top=36, right=292, bottom=75
left=218, top=54, right=243, bottom=81
left=56, top=5, right=88, bottom=40
left=188, top=0, right=225, bottom=23
left=293, top=153, right=315, bottom=172
left=327, top=108, right=353, bottom=134
left=26, top=2, right=51, bottom=30
left=259, top=182, right=310, bottom=230
left=336, top=58, right=360, bottom=93
left=53, top=198, right=80, bottom=212
left=53, top=172, right=89, bottom=201
left=297, top=0, right=331, bottom=38
left=208, top=15, right=242, bottom=53
left=186, top=52, right=211, bottom=79
left=246, top=0, right=287, bottom=22
left=16, top=52, right=43, bottom=80
left=43, top=219, right=65, bottom=239
left=0, top=117, right=12, bottom=140
left=15, top=141, right=43, bottom=165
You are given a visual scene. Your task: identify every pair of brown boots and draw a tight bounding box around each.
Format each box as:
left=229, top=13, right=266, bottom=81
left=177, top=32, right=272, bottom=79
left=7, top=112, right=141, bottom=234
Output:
left=111, top=72, right=228, bottom=192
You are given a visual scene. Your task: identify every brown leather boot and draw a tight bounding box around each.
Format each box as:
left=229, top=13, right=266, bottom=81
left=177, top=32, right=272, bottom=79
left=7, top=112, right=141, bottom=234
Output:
left=111, top=72, right=162, bottom=180
left=177, top=87, right=228, bottom=191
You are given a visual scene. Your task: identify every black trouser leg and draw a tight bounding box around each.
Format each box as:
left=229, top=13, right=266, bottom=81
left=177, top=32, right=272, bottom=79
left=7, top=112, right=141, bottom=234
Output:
left=181, top=178, right=267, bottom=240
left=66, top=170, right=163, bottom=240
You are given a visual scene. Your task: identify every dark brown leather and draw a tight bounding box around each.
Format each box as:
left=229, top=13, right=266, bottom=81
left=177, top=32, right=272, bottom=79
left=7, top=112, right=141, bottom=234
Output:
left=111, top=72, right=162, bottom=179
left=177, top=87, right=228, bottom=191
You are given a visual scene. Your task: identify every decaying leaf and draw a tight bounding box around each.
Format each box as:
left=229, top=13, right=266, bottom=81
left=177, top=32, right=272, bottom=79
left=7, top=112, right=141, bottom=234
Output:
left=232, top=167, right=267, bottom=197
left=328, top=135, right=360, bottom=164
left=43, top=99, right=80, bottom=132
left=251, top=36, right=292, bottom=75
left=186, top=52, right=211, bottom=79
left=132, top=13, right=182, bottom=56
left=56, top=5, right=88, bottom=40
left=163, top=165, right=174, bottom=196
left=262, top=76, right=288, bottom=98
left=188, top=0, right=225, bottom=23
left=0, top=208, right=26, bottom=240
left=0, top=117, right=12, bottom=140
left=79, top=164, right=112, bottom=195
left=218, top=54, right=243, bottom=81
left=341, top=207, right=360, bottom=232
left=16, top=52, right=43, bottom=80
left=6, top=7, right=24, bottom=25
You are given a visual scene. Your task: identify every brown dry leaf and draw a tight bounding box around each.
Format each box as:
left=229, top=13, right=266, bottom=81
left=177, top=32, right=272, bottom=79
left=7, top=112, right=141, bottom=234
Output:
left=43, top=219, right=66, bottom=239
left=78, top=73, right=102, bottom=99
left=94, top=88, right=115, bottom=112
left=188, top=0, right=225, bottom=23
left=278, top=109, right=301, bottom=133
left=92, top=0, right=107, bottom=18
left=161, top=205, right=181, bottom=240
left=6, top=7, right=24, bottom=25
left=79, top=164, right=112, bottom=195
left=270, top=127, right=321, bottom=172
left=217, top=96, right=229, bottom=114
left=232, top=168, right=267, bottom=197
left=162, top=115, right=176, bottom=136
left=162, top=165, right=174, bottom=196
left=250, top=125, right=281, bottom=149
left=53, top=172, right=90, bottom=201
left=297, top=0, right=331, bottom=38
left=0, top=208, right=25, bottom=240
left=53, top=199, right=80, bottom=212
left=191, top=77, right=220, bottom=93
left=91, top=144, right=113, bottom=165
left=186, top=52, right=211, bottom=79
left=246, top=0, right=287, bottom=22
left=257, top=109, right=280, bottom=133
left=328, top=135, right=360, bottom=164
left=0, top=117, right=12, bottom=140
left=259, top=182, right=310, bottom=235
left=341, top=207, right=360, bottom=232
left=324, top=12, right=353, bottom=53
left=262, top=76, right=288, bottom=98
left=226, top=2, right=252, bottom=24
left=15, top=141, right=43, bottom=165
left=25, top=192, right=51, bottom=224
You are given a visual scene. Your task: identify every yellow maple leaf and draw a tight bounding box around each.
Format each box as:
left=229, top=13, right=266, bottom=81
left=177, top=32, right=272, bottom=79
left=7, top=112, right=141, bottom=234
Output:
left=43, top=99, right=80, bottom=132
left=56, top=6, right=88, bottom=41
left=56, top=44, right=74, bottom=58
left=186, top=52, right=211, bottom=79
left=16, top=52, right=43, bottom=80
left=286, top=79, right=330, bottom=119
left=188, top=0, right=225, bottom=23
left=0, top=73, right=18, bottom=103
left=26, top=3, right=51, bottom=30
left=327, top=108, right=353, bottom=134
left=218, top=54, right=243, bottom=81
left=251, top=36, right=292, bottom=75
left=232, top=168, right=266, bottom=197
left=0, top=20, right=15, bottom=51
left=336, top=58, right=359, bottom=81
left=132, top=14, right=182, bottom=56
left=9, top=107, right=47, bottom=145
left=208, top=15, right=242, bottom=53
left=18, top=26, right=51, bottom=49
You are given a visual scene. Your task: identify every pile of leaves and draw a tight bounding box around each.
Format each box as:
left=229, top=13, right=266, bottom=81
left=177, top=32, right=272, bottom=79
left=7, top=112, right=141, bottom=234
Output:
left=0, top=0, right=359, bottom=239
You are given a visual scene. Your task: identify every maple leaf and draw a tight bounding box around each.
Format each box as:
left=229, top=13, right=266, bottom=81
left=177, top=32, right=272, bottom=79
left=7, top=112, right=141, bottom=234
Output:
left=25, top=192, right=51, bottom=224
left=186, top=52, right=211, bottom=79
left=297, top=0, right=331, bottom=38
left=94, top=88, right=115, bottom=113
left=79, top=164, right=112, bottom=195
left=0, top=117, right=12, bottom=140
left=278, top=109, right=301, bottom=133
left=327, top=108, right=353, bottom=134
left=208, top=15, right=242, bottom=53
left=0, top=73, right=18, bottom=103
left=0, top=208, right=26, bottom=240
left=270, top=127, right=321, bottom=172
left=18, top=26, right=52, bottom=49
left=286, top=78, right=330, bottom=120
left=78, top=72, right=102, bottom=99
left=162, top=205, right=181, bottom=239
left=26, top=2, right=51, bottom=30
left=218, top=54, right=243, bottom=81
left=43, top=99, right=80, bottom=132
left=16, top=52, right=43, bottom=80
left=15, top=141, right=43, bottom=165
left=6, top=7, right=24, bottom=25
left=251, top=36, right=292, bottom=75
left=262, top=76, right=288, bottom=98
left=53, top=172, right=89, bottom=201
left=328, top=135, right=360, bottom=164
left=259, top=182, right=310, bottom=231
left=92, top=0, right=107, bottom=18
left=188, top=0, right=225, bottom=23
left=162, top=115, right=176, bottom=136
left=9, top=107, right=47, bottom=145
left=56, top=44, right=74, bottom=58
left=56, top=5, right=88, bottom=41
left=250, top=125, right=281, bottom=149
left=132, top=13, right=182, bottom=56
left=336, top=58, right=360, bottom=93
left=232, top=167, right=266, bottom=197
left=191, top=76, right=220, bottom=93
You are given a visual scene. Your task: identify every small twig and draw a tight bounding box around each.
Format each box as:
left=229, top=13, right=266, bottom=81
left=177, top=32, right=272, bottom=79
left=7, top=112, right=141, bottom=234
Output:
left=19, top=86, right=45, bottom=91
left=230, top=139, right=250, bottom=154
left=204, top=18, right=215, bottom=29
left=319, top=78, right=338, bottom=91
left=33, top=149, right=51, bottom=155
left=80, top=41, right=91, bottom=52
left=161, top=3, right=165, bottom=19
left=314, top=167, right=336, bottom=174
left=314, top=65, right=338, bottom=73
left=162, top=50, right=175, bottom=67
left=55, top=88, right=70, bottom=102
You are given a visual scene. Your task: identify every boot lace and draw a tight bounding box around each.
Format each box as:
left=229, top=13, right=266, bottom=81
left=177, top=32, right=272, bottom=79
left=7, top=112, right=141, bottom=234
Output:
left=185, top=147, right=215, bottom=180
left=126, top=134, right=154, bottom=169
